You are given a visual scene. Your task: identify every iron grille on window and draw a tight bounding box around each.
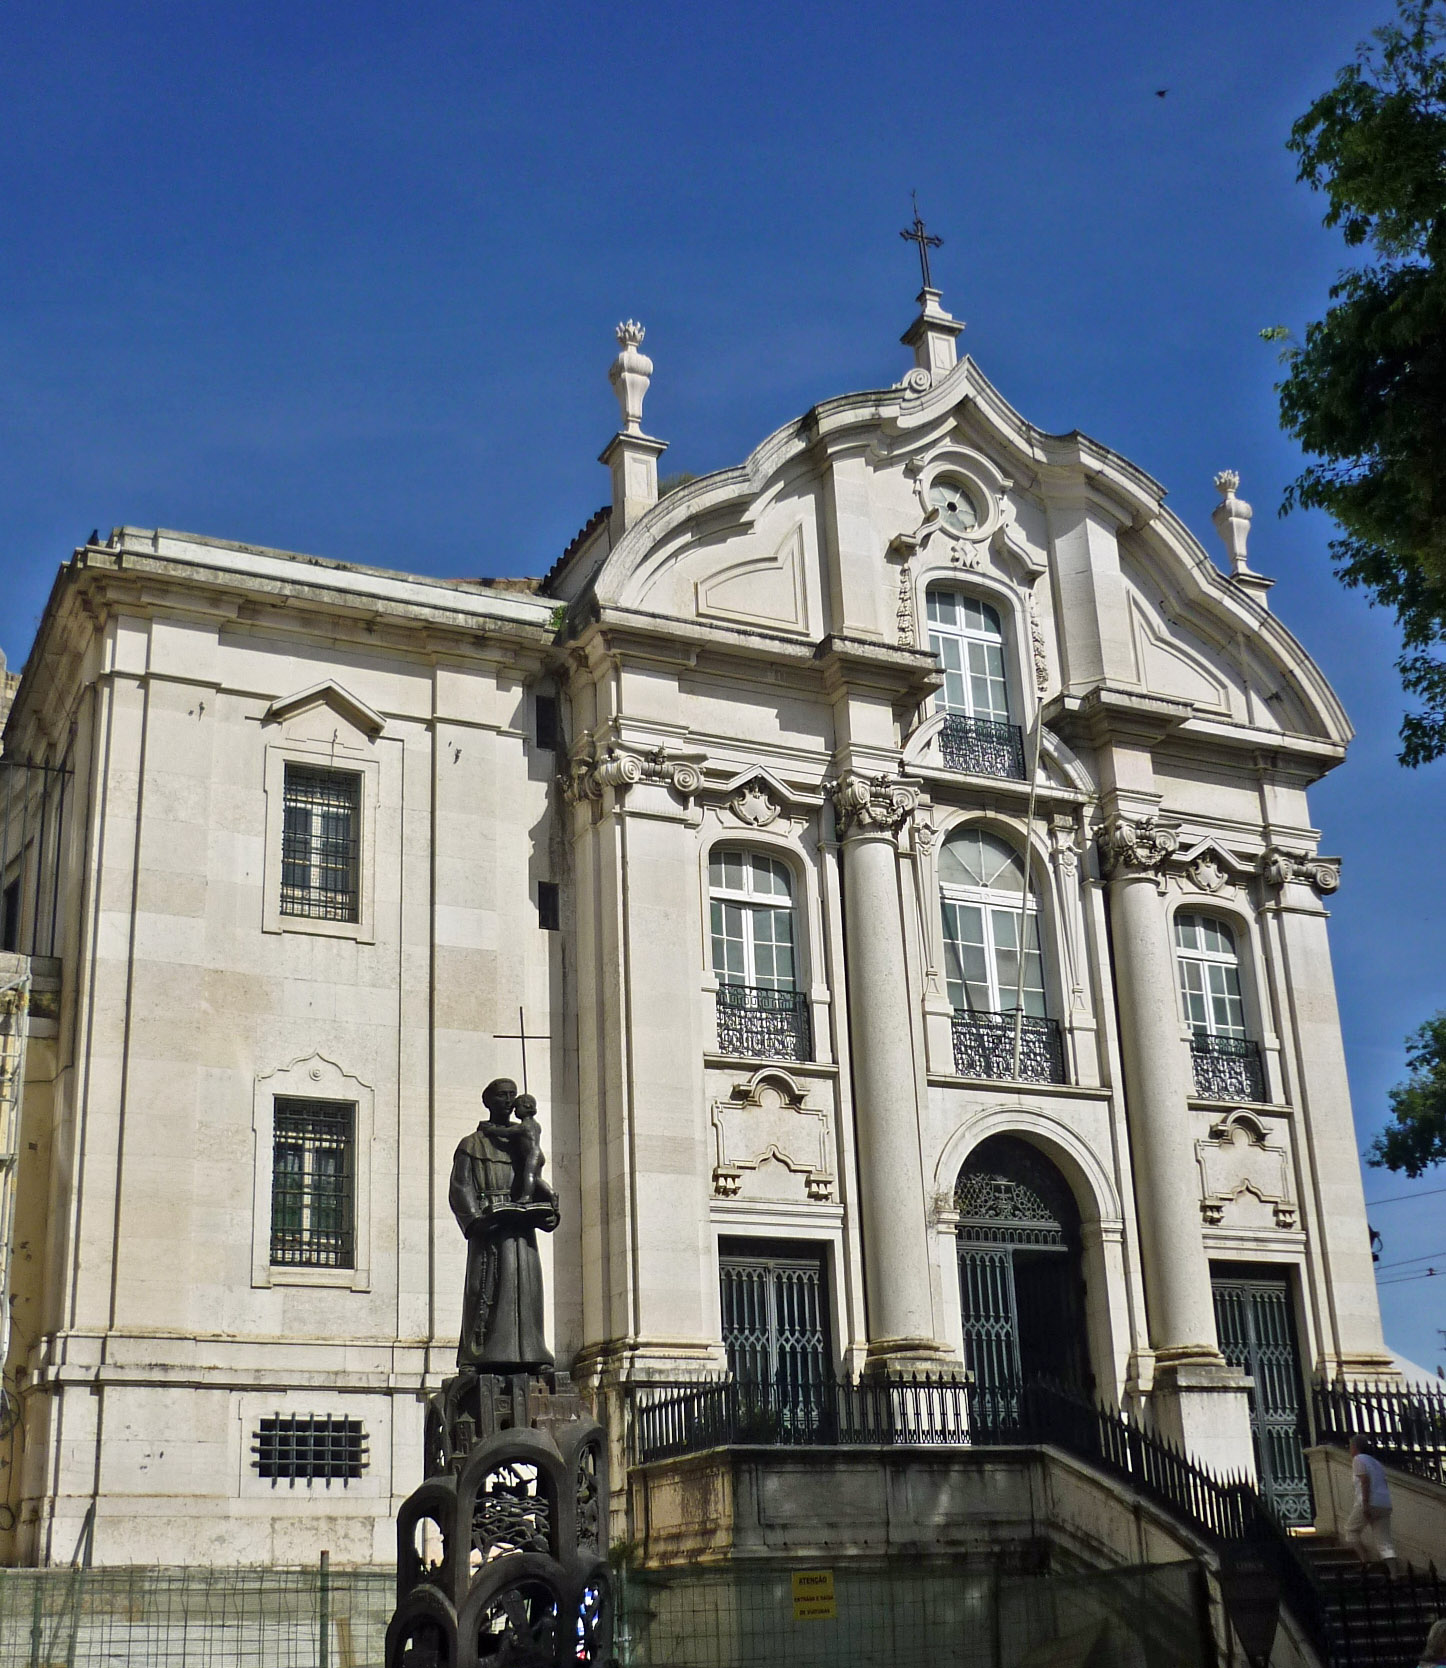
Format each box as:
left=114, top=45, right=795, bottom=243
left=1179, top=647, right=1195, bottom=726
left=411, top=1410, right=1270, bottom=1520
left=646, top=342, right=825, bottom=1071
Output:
left=280, top=766, right=360, bottom=922
left=716, top=984, right=812, bottom=1062
left=938, top=714, right=1026, bottom=780
left=271, top=1099, right=355, bottom=1268
left=1190, top=1034, right=1266, bottom=1102
left=951, top=1011, right=1065, bottom=1084
left=252, top=1414, right=367, bottom=1487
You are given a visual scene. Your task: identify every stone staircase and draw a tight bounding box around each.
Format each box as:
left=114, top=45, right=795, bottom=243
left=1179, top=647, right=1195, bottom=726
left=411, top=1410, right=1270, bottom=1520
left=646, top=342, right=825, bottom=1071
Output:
left=1296, top=1531, right=1445, bottom=1667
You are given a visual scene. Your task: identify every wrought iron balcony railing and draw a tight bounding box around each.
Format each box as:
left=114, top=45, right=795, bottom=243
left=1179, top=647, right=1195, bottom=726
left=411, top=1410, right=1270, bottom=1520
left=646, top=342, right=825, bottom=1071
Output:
left=951, top=1010, right=1065, bottom=1084
left=716, top=983, right=812, bottom=1063
left=938, top=713, right=1026, bottom=780
left=1189, top=1033, right=1266, bottom=1102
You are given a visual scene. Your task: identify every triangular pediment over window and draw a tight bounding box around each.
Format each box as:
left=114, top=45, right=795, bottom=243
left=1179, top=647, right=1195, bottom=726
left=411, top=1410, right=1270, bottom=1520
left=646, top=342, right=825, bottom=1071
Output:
left=263, top=681, right=386, bottom=738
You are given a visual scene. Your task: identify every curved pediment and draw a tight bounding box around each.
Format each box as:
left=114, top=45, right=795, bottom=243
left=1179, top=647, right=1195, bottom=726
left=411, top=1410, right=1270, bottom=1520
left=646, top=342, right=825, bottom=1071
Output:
left=570, top=352, right=1348, bottom=752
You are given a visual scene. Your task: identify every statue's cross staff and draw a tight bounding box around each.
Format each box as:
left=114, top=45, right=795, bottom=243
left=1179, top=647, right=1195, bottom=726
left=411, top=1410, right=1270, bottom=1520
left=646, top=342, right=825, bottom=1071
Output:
left=492, top=1005, right=550, bottom=1094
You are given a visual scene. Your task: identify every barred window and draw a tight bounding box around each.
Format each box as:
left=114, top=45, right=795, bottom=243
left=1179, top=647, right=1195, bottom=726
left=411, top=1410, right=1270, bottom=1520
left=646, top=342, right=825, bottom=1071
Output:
left=253, top=1414, right=367, bottom=1487
left=271, top=1099, right=355, bottom=1268
left=280, top=766, right=360, bottom=922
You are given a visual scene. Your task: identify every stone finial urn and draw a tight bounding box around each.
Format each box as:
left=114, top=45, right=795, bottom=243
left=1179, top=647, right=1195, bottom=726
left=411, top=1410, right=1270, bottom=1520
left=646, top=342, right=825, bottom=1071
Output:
left=609, top=320, right=653, bottom=434
left=1211, top=470, right=1254, bottom=575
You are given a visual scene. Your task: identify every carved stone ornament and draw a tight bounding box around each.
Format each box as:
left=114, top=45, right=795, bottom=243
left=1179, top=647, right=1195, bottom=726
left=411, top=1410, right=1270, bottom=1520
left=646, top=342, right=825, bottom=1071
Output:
left=609, top=320, right=652, bottom=434
left=896, top=560, right=917, bottom=646
left=1188, top=854, right=1229, bottom=894
left=827, top=771, right=918, bottom=838
left=1097, top=814, right=1180, bottom=880
left=1196, top=1109, right=1296, bottom=1230
left=565, top=744, right=702, bottom=804
left=711, top=1070, right=834, bottom=1203
left=1262, top=847, right=1341, bottom=895
left=1027, top=588, right=1050, bottom=692
left=728, top=778, right=780, bottom=828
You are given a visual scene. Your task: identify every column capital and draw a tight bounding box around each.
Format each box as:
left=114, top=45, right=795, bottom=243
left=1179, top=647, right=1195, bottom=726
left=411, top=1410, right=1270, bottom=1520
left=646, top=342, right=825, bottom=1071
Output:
left=563, top=744, right=703, bottom=805
left=1097, top=812, right=1179, bottom=884
left=1262, top=845, right=1341, bottom=896
left=827, top=771, right=918, bottom=839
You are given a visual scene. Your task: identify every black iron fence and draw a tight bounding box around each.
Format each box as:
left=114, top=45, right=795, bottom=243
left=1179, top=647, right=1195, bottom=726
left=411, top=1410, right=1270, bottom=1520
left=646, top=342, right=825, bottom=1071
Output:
left=628, top=1375, right=1324, bottom=1661
left=1312, top=1377, right=1446, bottom=1486
left=1189, top=1034, right=1266, bottom=1102
left=951, top=1011, right=1066, bottom=1084
left=938, top=713, right=1027, bottom=780
left=1320, top=1560, right=1446, bottom=1668
left=715, top=984, right=812, bottom=1063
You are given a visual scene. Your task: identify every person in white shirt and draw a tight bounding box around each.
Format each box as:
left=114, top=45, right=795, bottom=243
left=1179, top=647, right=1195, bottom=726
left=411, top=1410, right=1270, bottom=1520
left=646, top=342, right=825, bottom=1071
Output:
left=1344, top=1435, right=1397, bottom=1571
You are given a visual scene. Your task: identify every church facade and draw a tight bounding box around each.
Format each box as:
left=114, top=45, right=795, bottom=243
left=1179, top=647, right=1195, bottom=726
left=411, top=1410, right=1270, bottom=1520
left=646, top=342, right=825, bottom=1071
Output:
left=0, top=289, right=1391, bottom=1567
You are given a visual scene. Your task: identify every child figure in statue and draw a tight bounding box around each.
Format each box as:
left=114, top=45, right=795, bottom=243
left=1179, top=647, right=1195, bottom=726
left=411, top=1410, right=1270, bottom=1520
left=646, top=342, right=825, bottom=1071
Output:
left=505, top=1093, right=558, bottom=1210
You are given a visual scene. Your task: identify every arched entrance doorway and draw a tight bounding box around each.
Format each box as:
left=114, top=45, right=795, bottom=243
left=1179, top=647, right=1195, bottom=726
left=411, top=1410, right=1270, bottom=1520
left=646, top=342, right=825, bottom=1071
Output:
left=955, top=1135, right=1091, bottom=1425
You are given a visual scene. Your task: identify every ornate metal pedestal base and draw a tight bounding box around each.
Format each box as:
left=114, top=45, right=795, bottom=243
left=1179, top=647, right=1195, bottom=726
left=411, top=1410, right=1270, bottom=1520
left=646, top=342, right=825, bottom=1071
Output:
left=385, top=1371, right=611, bottom=1668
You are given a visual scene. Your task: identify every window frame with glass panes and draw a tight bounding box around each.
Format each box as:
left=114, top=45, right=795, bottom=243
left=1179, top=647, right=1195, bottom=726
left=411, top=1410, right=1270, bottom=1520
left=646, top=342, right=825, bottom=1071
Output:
left=279, top=764, right=362, bottom=924
left=269, top=1097, right=357, bottom=1270
left=1174, top=913, right=1249, bottom=1040
left=926, top=590, right=1013, bottom=724
left=938, top=829, right=1047, bottom=1017
left=708, top=848, right=800, bottom=993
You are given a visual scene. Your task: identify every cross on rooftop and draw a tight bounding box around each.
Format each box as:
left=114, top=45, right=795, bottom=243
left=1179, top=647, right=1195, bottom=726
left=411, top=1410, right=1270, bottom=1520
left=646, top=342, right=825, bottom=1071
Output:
left=900, top=192, right=943, bottom=291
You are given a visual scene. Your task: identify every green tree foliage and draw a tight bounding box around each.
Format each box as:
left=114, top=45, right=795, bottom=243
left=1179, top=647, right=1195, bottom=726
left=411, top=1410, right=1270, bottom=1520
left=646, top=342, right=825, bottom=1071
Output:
left=1278, top=1, right=1446, bottom=764
left=1371, top=1013, right=1446, bottom=1174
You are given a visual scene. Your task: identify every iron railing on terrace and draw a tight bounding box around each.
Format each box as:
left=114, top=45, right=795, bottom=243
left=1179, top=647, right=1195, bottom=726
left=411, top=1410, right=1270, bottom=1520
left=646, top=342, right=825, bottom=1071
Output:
left=952, top=1011, right=1066, bottom=1084
left=1189, top=1033, right=1266, bottom=1102
left=1312, top=1377, right=1446, bottom=1487
left=628, top=1376, right=1326, bottom=1662
left=715, top=984, right=812, bottom=1063
left=938, top=713, right=1027, bottom=780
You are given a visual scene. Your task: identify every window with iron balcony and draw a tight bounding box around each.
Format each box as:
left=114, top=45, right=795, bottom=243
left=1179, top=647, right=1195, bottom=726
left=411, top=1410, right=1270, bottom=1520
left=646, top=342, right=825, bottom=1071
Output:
left=1176, top=913, right=1266, bottom=1102
left=709, top=848, right=812, bottom=1063
left=927, top=590, right=1026, bottom=781
left=939, top=828, right=1065, bottom=1084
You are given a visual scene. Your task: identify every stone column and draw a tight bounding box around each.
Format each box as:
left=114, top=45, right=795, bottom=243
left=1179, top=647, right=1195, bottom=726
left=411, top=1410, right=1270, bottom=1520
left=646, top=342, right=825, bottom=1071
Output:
left=832, top=773, right=955, bottom=1377
left=1100, top=813, right=1254, bottom=1474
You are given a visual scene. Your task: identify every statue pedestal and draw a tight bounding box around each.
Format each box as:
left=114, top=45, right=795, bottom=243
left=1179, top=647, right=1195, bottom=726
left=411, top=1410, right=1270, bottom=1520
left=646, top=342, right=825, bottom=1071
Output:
left=386, top=1372, right=611, bottom=1668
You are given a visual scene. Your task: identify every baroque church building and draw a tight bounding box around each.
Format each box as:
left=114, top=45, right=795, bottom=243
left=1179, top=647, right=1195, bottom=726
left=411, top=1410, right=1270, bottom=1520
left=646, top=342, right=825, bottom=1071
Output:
left=0, top=283, right=1391, bottom=1572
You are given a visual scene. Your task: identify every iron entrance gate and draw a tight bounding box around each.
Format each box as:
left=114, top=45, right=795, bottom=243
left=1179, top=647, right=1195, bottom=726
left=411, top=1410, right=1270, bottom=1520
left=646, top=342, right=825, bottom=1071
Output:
left=1211, top=1266, right=1313, bottom=1524
left=718, top=1240, right=830, bottom=1390
left=956, top=1136, right=1090, bottom=1428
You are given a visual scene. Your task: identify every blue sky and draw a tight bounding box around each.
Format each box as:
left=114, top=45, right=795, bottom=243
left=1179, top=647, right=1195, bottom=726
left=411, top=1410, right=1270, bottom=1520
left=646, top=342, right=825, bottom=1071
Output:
left=3, top=1, right=1442, bottom=1372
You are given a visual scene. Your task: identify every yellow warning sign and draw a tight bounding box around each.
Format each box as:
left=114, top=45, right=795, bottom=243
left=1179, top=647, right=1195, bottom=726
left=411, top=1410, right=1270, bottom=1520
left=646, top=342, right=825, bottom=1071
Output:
left=791, top=1569, right=836, bottom=1621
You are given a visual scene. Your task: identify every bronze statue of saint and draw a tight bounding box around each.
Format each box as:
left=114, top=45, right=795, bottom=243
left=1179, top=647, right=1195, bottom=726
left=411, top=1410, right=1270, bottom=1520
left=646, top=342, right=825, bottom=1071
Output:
left=449, top=1077, right=559, bottom=1373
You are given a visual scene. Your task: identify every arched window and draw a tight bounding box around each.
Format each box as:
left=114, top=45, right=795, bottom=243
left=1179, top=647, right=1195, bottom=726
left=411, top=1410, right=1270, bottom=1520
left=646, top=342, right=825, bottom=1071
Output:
left=938, top=830, right=1063, bottom=1083
left=927, top=590, right=1010, bottom=721
left=1174, top=913, right=1264, bottom=1102
left=709, top=848, right=811, bottom=1062
left=939, top=830, right=1043, bottom=1016
left=925, top=590, right=1024, bottom=778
